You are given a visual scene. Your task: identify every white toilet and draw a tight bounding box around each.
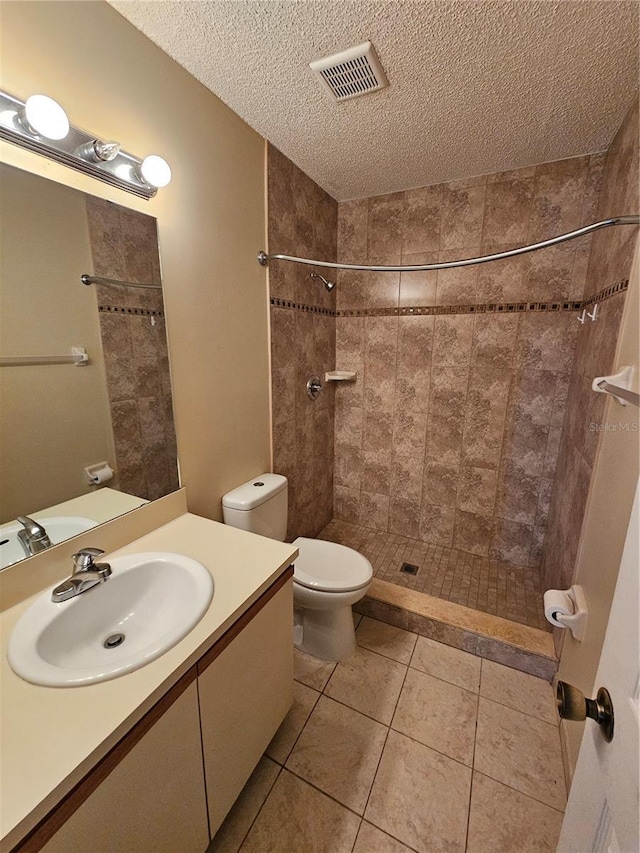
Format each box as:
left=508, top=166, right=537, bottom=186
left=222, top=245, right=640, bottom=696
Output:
left=222, top=474, right=372, bottom=661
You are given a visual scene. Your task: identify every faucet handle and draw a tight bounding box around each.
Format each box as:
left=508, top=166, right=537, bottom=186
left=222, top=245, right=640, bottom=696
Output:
left=72, top=547, right=105, bottom=572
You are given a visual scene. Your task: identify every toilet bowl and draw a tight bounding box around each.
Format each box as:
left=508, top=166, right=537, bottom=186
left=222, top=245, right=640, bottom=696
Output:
left=221, top=474, right=372, bottom=661
left=291, top=537, right=372, bottom=660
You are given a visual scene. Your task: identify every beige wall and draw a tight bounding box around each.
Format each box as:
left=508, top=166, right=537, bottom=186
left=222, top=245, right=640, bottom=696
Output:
left=557, top=240, right=639, bottom=773
left=0, top=165, right=115, bottom=520
left=0, top=1, right=270, bottom=521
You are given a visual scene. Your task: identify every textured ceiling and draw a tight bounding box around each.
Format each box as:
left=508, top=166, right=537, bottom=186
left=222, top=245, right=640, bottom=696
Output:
left=109, top=1, right=639, bottom=201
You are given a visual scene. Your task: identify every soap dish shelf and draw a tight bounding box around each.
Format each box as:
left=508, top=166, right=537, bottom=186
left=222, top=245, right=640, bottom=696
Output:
left=324, top=370, right=357, bottom=382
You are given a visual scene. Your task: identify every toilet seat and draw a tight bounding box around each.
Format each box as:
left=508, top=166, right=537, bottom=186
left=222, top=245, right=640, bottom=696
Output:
left=292, top=537, right=373, bottom=593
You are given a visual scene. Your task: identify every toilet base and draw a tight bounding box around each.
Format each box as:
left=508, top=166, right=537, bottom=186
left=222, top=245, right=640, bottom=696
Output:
left=296, top=604, right=356, bottom=662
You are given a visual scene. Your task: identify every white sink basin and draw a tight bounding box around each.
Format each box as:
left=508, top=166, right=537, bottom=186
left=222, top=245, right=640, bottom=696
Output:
left=8, top=552, right=214, bottom=687
left=0, top=516, right=97, bottom=569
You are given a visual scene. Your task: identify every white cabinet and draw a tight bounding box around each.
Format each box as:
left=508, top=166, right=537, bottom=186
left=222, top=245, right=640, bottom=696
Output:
left=41, top=680, right=209, bottom=853
left=198, top=579, right=293, bottom=836
left=29, top=573, right=293, bottom=852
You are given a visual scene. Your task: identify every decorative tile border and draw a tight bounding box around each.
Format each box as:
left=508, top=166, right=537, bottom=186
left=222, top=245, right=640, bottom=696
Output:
left=270, top=278, right=629, bottom=318
left=99, top=305, right=164, bottom=317
left=581, top=278, right=629, bottom=307
left=269, top=297, right=334, bottom=315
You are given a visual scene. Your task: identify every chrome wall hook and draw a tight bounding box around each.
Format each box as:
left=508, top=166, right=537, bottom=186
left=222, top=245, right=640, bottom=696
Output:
left=577, top=309, right=587, bottom=324
left=587, top=302, right=599, bottom=321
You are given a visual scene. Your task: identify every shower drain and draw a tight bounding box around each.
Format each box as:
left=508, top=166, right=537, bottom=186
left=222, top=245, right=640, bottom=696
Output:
left=400, top=562, right=419, bottom=576
left=103, top=633, right=125, bottom=649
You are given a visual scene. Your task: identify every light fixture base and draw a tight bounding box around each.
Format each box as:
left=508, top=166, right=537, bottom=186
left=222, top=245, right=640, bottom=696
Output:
left=0, top=90, right=157, bottom=200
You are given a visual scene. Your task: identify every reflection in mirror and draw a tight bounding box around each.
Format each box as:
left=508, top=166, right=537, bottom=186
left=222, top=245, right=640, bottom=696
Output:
left=0, top=164, right=179, bottom=569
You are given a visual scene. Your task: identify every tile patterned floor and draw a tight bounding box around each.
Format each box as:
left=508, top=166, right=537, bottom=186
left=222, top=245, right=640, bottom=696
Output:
left=318, top=519, right=548, bottom=631
left=208, top=616, right=565, bottom=853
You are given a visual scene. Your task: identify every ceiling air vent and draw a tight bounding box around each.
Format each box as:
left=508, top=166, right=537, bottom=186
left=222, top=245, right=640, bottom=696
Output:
left=309, top=41, right=389, bottom=102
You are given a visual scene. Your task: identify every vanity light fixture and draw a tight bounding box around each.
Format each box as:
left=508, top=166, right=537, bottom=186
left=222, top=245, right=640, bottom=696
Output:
left=0, top=89, right=171, bottom=199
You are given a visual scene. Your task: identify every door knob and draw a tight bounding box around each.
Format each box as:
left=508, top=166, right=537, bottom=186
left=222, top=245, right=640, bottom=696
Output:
left=556, top=681, right=614, bottom=742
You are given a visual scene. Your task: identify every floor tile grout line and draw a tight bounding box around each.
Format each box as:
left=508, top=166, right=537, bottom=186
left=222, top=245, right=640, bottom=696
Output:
left=272, top=684, right=323, bottom=767
left=360, top=648, right=412, bottom=825
left=463, top=665, right=483, bottom=851
left=235, top=763, right=283, bottom=851
left=282, top=764, right=371, bottom=821
left=470, top=765, right=567, bottom=815
left=478, top=692, right=560, bottom=729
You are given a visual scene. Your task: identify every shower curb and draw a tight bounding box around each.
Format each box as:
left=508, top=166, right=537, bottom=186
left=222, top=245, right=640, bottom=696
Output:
left=355, top=579, right=558, bottom=682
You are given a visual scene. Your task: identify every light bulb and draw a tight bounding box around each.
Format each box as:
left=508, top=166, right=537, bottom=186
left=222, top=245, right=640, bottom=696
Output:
left=23, top=94, right=69, bottom=140
left=140, top=155, right=171, bottom=188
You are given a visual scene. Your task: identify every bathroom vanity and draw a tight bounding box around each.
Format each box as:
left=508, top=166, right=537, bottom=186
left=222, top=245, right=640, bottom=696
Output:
left=0, top=504, right=298, bottom=852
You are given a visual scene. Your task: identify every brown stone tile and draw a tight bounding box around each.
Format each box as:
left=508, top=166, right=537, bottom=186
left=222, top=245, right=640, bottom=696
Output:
left=360, top=491, right=390, bottom=531
left=363, top=408, right=394, bottom=452
left=395, top=364, right=431, bottom=413
left=398, top=252, right=438, bottom=306
left=392, top=668, right=477, bottom=764
left=362, top=451, right=392, bottom=495
left=356, top=616, right=417, bottom=664
left=454, top=510, right=494, bottom=557
left=388, top=496, right=421, bottom=539
left=368, top=193, right=404, bottom=258
left=365, top=730, right=471, bottom=852
left=422, top=458, right=459, bottom=508
left=490, top=520, right=534, bottom=565
left=419, top=504, right=455, bottom=547
left=336, top=317, right=365, bottom=363
left=436, top=249, right=481, bottom=304
left=402, top=184, right=443, bottom=254
left=364, top=362, right=396, bottom=412
left=286, top=696, right=387, bottom=814
left=334, top=485, right=361, bottom=524
left=397, top=315, right=434, bottom=366
left=390, top=454, right=424, bottom=502
left=467, top=772, right=563, bottom=853
left=365, top=316, right=398, bottom=363
left=393, top=409, right=427, bottom=456
left=270, top=307, right=296, bottom=369
left=462, top=365, right=511, bottom=468
left=515, top=313, right=577, bottom=373
left=432, top=315, right=474, bottom=366
left=487, top=165, right=537, bottom=184
left=325, top=647, right=407, bottom=725
left=457, top=465, right=498, bottom=516
left=476, top=245, right=529, bottom=302
left=353, top=821, right=414, bottom=853
left=495, top=470, right=540, bottom=524
left=241, top=769, right=360, bottom=852
left=337, top=198, right=368, bottom=263
left=475, top=697, right=566, bottom=809
left=524, top=242, right=577, bottom=301
left=471, top=314, right=519, bottom=369
left=530, top=155, right=589, bottom=241
left=482, top=177, right=534, bottom=243
left=440, top=184, right=486, bottom=250
left=426, top=364, right=468, bottom=464
left=334, top=441, right=363, bottom=490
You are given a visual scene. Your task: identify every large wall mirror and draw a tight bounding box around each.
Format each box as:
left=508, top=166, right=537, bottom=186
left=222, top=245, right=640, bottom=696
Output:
left=0, top=163, right=179, bottom=570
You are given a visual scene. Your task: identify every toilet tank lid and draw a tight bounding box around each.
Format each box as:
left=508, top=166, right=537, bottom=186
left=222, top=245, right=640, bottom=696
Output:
left=222, top=473, right=287, bottom=511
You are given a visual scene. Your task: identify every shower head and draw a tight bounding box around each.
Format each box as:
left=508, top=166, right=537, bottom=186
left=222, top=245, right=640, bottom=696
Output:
left=310, top=271, right=335, bottom=292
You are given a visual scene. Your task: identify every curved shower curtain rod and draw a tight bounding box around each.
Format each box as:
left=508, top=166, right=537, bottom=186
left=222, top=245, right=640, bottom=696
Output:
left=257, top=215, right=640, bottom=273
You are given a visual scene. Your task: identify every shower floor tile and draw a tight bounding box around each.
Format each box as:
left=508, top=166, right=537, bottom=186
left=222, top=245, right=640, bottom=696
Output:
left=317, top=519, right=548, bottom=631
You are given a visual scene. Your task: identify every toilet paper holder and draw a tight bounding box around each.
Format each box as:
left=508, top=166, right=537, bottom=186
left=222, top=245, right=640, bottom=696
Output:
left=544, top=584, right=588, bottom=641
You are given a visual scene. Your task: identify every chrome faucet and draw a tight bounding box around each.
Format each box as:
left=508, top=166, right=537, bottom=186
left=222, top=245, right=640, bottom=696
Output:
left=51, top=548, right=112, bottom=603
left=16, top=515, right=52, bottom=557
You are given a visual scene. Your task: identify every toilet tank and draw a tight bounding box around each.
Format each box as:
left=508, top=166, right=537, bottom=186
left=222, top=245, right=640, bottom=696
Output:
left=222, top=474, right=288, bottom=541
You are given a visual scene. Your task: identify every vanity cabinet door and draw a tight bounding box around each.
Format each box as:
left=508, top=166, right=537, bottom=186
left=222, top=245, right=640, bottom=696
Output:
left=198, top=577, right=293, bottom=837
left=40, top=679, right=209, bottom=853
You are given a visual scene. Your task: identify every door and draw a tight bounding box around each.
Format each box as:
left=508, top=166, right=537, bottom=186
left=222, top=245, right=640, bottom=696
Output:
left=558, top=481, right=639, bottom=852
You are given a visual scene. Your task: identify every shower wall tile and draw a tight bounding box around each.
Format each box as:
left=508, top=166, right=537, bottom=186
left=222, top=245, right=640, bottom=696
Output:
left=86, top=199, right=178, bottom=503
left=399, top=253, right=438, bottom=306
left=268, top=144, right=338, bottom=540
left=440, top=184, right=486, bottom=250
left=332, top=144, right=615, bottom=567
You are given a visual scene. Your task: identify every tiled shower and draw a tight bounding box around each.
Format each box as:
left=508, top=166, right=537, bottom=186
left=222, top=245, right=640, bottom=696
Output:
left=268, top=98, right=638, bottom=633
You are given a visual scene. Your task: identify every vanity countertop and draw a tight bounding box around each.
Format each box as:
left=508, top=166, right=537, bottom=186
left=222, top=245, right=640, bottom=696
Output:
left=0, top=512, right=298, bottom=850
